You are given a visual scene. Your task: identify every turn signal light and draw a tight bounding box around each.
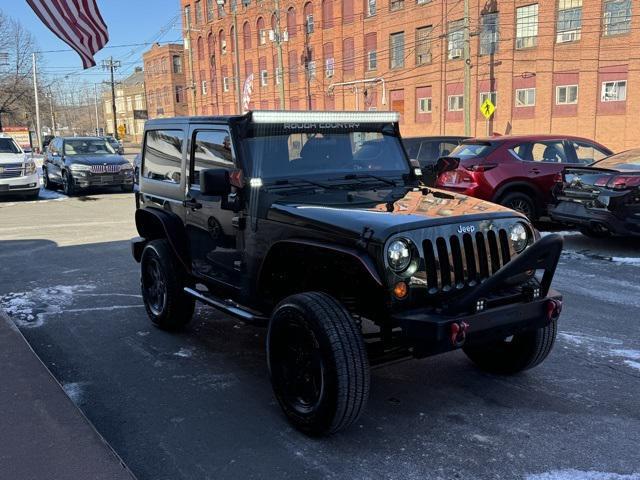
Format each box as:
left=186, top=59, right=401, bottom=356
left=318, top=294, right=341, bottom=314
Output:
left=393, top=281, right=408, bottom=299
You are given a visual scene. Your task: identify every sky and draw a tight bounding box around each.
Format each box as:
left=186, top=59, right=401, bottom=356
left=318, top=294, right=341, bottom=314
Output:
left=1, top=0, right=182, bottom=85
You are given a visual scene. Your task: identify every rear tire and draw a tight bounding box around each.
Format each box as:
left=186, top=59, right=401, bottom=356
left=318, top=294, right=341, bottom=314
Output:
left=267, top=292, right=370, bottom=436
left=500, top=192, right=538, bottom=220
left=140, top=239, right=194, bottom=330
left=463, top=319, right=557, bottom=374
left=42, top=167, right=55, bottom=190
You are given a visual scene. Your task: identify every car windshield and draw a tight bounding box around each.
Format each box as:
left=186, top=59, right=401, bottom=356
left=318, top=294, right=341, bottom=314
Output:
left=64, top=138, right=115, bottom=156
left=592, top=149, right=640, bottom=170
left=450, top=142, right=493, bottom=159
left=0, top=138, right=21, bottom=154
left=242, top=131, right=409, bottom=181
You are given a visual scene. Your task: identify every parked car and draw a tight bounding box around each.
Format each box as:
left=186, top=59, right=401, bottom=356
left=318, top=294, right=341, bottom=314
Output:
left=105, top=136, right=124, bottom=155
left=0, top=134, right=39, bottom=200
left=435, top=135, right=613, bottom=220
left=549, top=148, right=640, bottom=237
left=131, top=111, right=563, bottom=436
left=42, top=136, right=134, bottom=195
left=402, top=135, right=468, bottom=185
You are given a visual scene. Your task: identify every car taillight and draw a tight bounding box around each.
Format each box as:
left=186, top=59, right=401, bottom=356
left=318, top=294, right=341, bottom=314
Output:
left=553, top=173, right=563, bottom=184
left=438, top=168, right=476, bottom=185
left=466, top=163, right=497, bottom=173
left=594, top=176, right=610, bottom=187
left=607, top=175, right=640, bottom=190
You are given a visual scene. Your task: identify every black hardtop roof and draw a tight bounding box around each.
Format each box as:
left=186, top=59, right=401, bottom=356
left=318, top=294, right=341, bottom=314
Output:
left=145, top=114, right=247, bottom=127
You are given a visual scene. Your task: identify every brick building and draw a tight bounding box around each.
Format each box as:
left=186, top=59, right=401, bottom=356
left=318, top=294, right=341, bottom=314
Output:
left=102, top=68, right=147, bottom=142
left=181, top=0, right=637, bottom=151
left=142, top=43, right=189, bottom=119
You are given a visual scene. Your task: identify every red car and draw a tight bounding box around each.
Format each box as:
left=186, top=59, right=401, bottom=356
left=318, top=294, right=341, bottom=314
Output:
left=435, top=135, right=613, bottom=219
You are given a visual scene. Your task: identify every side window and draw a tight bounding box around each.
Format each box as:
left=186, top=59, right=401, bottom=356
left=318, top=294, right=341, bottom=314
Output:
left=513, top=143, right=530, bottom=160
left=530, top=141, right=567, bottom=163
left=143, top=129, right=184, bottom=183
left=439, top=142, right=458, bottom=157
left=191, top=130, right=234, bottom=186
left=571, top=141, right=608, bottom=165
left=402, top=139, right=420, bottom=159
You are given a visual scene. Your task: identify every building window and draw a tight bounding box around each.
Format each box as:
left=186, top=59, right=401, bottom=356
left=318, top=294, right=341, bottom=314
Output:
left=275, top=67, right=282, bottom=85
left=175, top=86, right=184, bottom=103
left=322, top=0, right=333, bottom=28
left=418, top=97, right=432, bottom=113
left=515, top=87, right=536, bottom=106
left=601, top=80, right=627, bottom=101
left=480, top=91, right=497, bottom=107
left=603, top=0, right=632, bottom=36
left=325, top=58, right=334, bottom=77
left=307, top=60, right=316, bottom=78
left=223, top=77, right=230, bottom=92
left=134, top=94, right=144, bottom=109
left=260, top=70, right=268, bottom=87
left=306, top=14, right=314, bottom=33
left=206, top=0, right=214, bottom=21
left=415, top=26, right=432, bottom=65
left=389, top=31, right=405, bottom=69
left=556, top=85, right=578, bottom=104
left=126, top=97, right=133, bottom=111
left=557, top=0, right=582, bottom=43
left=448, top=94, right=464, bottom=111
left=172, top=55, right=182, bottom=74
left=217, top=2, right=225, bottom=18
left=257, top=17, right=266, bottom=44
left=447, top=20, right=464, bottom=59
left=417, top=0, right=430, bottom=4
left=390, top=0, right=404, bottom=11
left=343, top=38, right=354, bottom=73
left=516, top=4, right=538, bottom=49
left=184, top=5, right=191, bottom=27
left=195, top=0, right=203, bottom=24
left=368, top=51, right=377, bottom=70
left=480, top=13, right=499, bottom=55
left=367, top=0, right=376, bottom=16
left=287, top=7, right=297, bottom=37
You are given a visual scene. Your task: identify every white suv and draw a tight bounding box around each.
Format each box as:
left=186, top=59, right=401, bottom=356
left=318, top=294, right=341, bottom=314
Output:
left=0, top=135, right=39, bottom=200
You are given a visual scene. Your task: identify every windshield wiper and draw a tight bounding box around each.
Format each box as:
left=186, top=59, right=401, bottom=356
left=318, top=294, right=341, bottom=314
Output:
left=268, top=178, right=333, bottom=190
left=334, top=173, right=398, bottom=186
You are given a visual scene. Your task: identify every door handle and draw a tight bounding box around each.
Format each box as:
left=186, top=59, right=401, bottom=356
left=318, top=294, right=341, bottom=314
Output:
left=529, top=168, right=540, bottom=174
left=183, top=198, right=203, bottom=210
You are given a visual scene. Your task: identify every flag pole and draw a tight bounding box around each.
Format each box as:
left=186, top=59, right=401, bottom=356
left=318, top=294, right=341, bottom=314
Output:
left=32, top=52, right=42, bottom=152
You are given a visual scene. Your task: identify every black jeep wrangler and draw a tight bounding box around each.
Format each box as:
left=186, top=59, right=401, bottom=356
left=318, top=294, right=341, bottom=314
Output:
left=131, top=111, right=563, bottom=436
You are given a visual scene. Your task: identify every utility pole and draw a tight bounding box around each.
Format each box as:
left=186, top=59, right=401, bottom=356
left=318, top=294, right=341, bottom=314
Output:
left=463, top=0, right=471, bottom=136
left=94, top=83, right=100, bottom=135
left=102, top=57, right=120, bottom=139
left=273, top=0, right=286, bottom=109
left=32, top=53, right=42, bottom=152
left=231, top=5, right=243, bottom=114
left=184, top=11, right=197, bottom=115
left=47, top=89, right=55, bottom=135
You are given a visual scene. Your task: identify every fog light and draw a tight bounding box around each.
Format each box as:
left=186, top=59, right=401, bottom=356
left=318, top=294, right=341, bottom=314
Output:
left=476, top=299, right=486, bottom=312
left=393, top=281, right=408, bottom=299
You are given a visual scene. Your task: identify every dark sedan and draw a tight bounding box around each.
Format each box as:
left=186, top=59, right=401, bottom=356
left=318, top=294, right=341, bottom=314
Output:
left=42, top=136, right=134, bottom=196
left=550, top=148, right=640, bottom=237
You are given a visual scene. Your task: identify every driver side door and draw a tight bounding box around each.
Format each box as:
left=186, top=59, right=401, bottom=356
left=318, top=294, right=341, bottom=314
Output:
left=184, top=126, right=241, bottom=290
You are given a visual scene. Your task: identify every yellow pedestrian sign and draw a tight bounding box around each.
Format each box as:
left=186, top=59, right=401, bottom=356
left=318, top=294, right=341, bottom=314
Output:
left=480, top=98, right=495, bottom=119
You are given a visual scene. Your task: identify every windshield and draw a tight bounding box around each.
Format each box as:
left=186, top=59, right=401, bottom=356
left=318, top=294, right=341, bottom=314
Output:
left=64, top=138, right=116, bottom=156
left=0, top=137, right=21, bottom=154
left=450, top=142, right=493, bottom=159
left=242, top=131, right=409, bottom=180
left=593, top=149, right=640, bottom=170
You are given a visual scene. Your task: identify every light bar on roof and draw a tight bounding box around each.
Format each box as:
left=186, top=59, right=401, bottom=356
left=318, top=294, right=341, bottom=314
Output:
left=251, top=110, right=400, bottom=124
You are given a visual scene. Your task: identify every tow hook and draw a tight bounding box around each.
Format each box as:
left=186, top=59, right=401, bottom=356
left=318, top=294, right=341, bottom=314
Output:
left=450, top=321, right=469, bottom=347
left=546, top=299, right=563, bottom=320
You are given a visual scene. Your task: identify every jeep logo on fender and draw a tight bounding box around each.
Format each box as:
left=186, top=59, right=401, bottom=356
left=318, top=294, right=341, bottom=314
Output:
left=457, top=225, right=476, bottom=234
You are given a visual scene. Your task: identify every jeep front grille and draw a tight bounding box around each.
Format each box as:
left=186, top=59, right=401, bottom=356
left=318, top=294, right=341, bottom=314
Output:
left=422, top=229, right=512, bottom=294
left=0, top=163, right=24, bottom=179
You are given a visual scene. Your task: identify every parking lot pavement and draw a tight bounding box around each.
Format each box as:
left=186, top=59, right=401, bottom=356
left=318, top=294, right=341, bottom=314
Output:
left=0, top=194, right=639, bottom=480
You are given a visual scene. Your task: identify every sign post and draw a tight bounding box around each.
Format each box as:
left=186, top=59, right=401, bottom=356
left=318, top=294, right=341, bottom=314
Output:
left=480, top=98, right=495, bottom=136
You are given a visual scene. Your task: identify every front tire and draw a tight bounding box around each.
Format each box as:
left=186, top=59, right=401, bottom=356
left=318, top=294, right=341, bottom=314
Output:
left=267, top=292, right=370, bottom=436
left=463, top=319, right=557, bottom=374
left=62, top=171, right=76, bottom=196
left=42, top=167, right=55, bottom=190
left=140, top=239, right=194, bottom=330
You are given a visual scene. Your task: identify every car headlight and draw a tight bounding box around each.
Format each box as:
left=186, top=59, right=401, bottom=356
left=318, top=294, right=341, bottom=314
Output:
left=120, top=163, right=133, bottom=171
left=24, top=159, right=37, bottom=175
left=387, top=239, right=412, bottom=272
left=69, top=164, right=91, bottom=171
left=509, top=222, right=530, bottom=253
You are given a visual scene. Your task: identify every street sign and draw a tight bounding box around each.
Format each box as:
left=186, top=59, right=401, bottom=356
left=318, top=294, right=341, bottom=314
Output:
left=117, top=125, right=126, bottom=137
left=480, top=98, right=495, bottom=119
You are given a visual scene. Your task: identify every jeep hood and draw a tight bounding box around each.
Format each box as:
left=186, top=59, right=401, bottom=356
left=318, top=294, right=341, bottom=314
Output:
left=269, top=188, right=522, bottom=241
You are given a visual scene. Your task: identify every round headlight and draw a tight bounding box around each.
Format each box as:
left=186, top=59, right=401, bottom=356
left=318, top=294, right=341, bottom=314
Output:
left=509, top=222, right=530, bottom=253
left=387, top=239, right=412, bottom=272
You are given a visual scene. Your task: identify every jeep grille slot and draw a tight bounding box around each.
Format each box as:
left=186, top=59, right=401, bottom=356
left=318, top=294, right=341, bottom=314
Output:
left=422, top=229, right=513, bottom=294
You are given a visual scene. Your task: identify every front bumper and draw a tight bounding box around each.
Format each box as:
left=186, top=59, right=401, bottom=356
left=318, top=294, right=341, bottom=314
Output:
left=549, top=200, right=640, bottom=236
left=71, top=170, right=134, bottom=188
left=0, top=173, right=40, bottom=196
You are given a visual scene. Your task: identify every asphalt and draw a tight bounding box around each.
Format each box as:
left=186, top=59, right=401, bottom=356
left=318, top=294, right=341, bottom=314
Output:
left=0, top=188, right=639, bottom=480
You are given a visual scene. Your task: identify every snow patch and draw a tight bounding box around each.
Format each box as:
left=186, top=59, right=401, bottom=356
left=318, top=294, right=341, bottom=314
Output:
left=540, top=231, right=578, bottom=238
left=174, top=347, right=194, bottom=358
left=62, top=382, right=88, bottom=405
left=526, top=470, right=640, bottom=480
left=0, top=284, right=96, bottom=328
left=559, top=332, right=640, bottom=372
left=611, top=257, right=640, bottom=266
left=624, top=360, right=640, bottom=372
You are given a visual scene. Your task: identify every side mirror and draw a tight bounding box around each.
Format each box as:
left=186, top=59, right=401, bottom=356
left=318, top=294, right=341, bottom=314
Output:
left=200, top=168, right=231, bottom=196
left=435, top=156, right=459, bottom=176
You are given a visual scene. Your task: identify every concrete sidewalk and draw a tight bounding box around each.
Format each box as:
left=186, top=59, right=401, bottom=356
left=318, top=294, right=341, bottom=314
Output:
left=0, top=311, right=136, bottom=480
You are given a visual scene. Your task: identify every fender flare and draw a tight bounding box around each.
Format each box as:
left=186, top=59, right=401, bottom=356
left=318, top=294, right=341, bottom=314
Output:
left=134, top=207, right=191, bottom=272
left=257, top=238, right=383, bottom=293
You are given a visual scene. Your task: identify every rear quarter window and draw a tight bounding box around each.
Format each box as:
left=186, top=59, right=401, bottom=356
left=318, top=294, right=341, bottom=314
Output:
left=451, top=143, right=493, bottom=159
left=143, top=129, right=184, bottom=184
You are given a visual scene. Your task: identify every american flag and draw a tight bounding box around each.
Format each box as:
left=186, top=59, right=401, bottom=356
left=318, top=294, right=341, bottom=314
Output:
left=27, top=0, right=109, bottom=69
